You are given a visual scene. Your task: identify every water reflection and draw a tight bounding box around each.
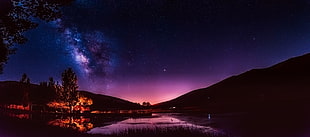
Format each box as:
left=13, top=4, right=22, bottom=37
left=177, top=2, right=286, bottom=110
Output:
left=48, top=116, right=93, bottom=132
left=88, top=113, right=222, bottom=135
left=2, top=111, right=222, bottom=135
left=8, top=113, right=30, bottom=119
left=4, top=111, right=310, bottom=137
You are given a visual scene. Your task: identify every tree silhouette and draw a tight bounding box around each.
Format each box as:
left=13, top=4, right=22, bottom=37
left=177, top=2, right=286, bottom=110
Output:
left=0, top=0, right=74, bottom=73
left=61, top=68, right=79, bottom=113
left=20, top=73, right=30, bottom=84
left=142, top=102, right=151, bottom=107
left=48, top=77, right=55, bottom=87
left=20, top=73, right=30, bottom=107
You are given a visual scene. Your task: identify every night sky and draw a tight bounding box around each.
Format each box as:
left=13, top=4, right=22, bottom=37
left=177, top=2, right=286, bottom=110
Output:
left=1, top=0, right=310, bottom=104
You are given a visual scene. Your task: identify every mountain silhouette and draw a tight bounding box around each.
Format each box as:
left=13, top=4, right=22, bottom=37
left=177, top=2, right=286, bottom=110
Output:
left=0, top=81, right=140, bottom=110
left=156, top=53, right=310, bottom=112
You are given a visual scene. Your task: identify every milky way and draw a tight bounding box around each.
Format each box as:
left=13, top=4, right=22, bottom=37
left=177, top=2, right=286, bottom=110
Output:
left=2, top=0, right=310, bottom=104
left=51, top=18, right=115, bottom=79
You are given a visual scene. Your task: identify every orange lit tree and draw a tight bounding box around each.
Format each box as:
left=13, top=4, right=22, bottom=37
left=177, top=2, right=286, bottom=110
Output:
left=60, top=68, right=79, bottom=113
left=47, top=68, right=93, bottom=113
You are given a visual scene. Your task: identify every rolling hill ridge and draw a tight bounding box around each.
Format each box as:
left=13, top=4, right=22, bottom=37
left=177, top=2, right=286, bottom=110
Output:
left=0, top=81, right=140, bottom=110
left=156, top=53, right=310, bottom=112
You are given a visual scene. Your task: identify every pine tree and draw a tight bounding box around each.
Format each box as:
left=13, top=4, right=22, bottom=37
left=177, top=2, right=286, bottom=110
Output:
left=61, top=68, right=79, bottom=113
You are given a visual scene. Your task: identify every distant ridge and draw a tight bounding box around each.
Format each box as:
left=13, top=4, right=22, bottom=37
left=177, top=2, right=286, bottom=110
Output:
left=79, top=91, right=140, bottom=110
left=155, top=53, right=310, bottom=112
left=0, top=81, right=140, bottom=110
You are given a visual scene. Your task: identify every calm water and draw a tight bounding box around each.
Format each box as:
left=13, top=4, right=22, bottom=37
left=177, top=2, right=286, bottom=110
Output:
left=45, top=112, right=310, bottom=137
left=3, top=112, right=310, bottom=137
left=87, top=113, right=221, bottom=135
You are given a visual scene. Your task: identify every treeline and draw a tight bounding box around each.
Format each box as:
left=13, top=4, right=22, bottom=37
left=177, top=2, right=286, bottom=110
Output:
left=20, top=68, right=90, bottom=113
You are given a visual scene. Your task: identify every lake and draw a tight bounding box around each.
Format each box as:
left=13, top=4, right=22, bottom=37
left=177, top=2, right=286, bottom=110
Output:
left=2, top=111, right=310, bottom=137
left=87, top=113, right=222, bottom=135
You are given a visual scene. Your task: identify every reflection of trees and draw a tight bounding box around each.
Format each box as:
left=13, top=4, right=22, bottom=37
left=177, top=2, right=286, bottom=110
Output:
left=48, top=116, right=93, bottom=132
left=0, top=0, right=74, bottom=73
left=47, top=116, right=128, bottom=132
left=7, top=112, right=30, bottom=119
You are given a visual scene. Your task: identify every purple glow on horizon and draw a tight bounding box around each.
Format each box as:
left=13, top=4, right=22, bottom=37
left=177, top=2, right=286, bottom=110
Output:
left=78, top=75, right=223, bottom=104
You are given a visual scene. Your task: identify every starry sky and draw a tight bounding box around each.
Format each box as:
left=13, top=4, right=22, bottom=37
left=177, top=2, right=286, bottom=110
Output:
left=1, top=0, right=310, bottom=104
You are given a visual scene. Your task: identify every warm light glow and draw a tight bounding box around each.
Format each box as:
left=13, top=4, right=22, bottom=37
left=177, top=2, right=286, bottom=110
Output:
left=77, top=96, right=93, bottom=106
left=7, top=113, right=30, bottom=119
left=47, top=101, right=70, bottom=109
left=47, top=96, right=93, bottom=113
left=4, top=104, right=30, bottom=111
left=75, top=95, right=93, bottom=113
left=90, top=109, right=151, bottom=114
left=48, top=116, right=94, bottom=132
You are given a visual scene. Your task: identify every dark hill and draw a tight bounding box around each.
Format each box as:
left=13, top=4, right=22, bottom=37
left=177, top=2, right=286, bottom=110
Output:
left=79, top=91, right=140, bottom=110
left=156, top=53, right=310, bottom=112
left=0, top=81, right=140, bottom=110
left=0, top=81, right=55, bottom=105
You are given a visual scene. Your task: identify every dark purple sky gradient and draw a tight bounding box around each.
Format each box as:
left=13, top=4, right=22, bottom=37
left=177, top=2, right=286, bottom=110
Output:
left=1, top=0, right=310, bottom=104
